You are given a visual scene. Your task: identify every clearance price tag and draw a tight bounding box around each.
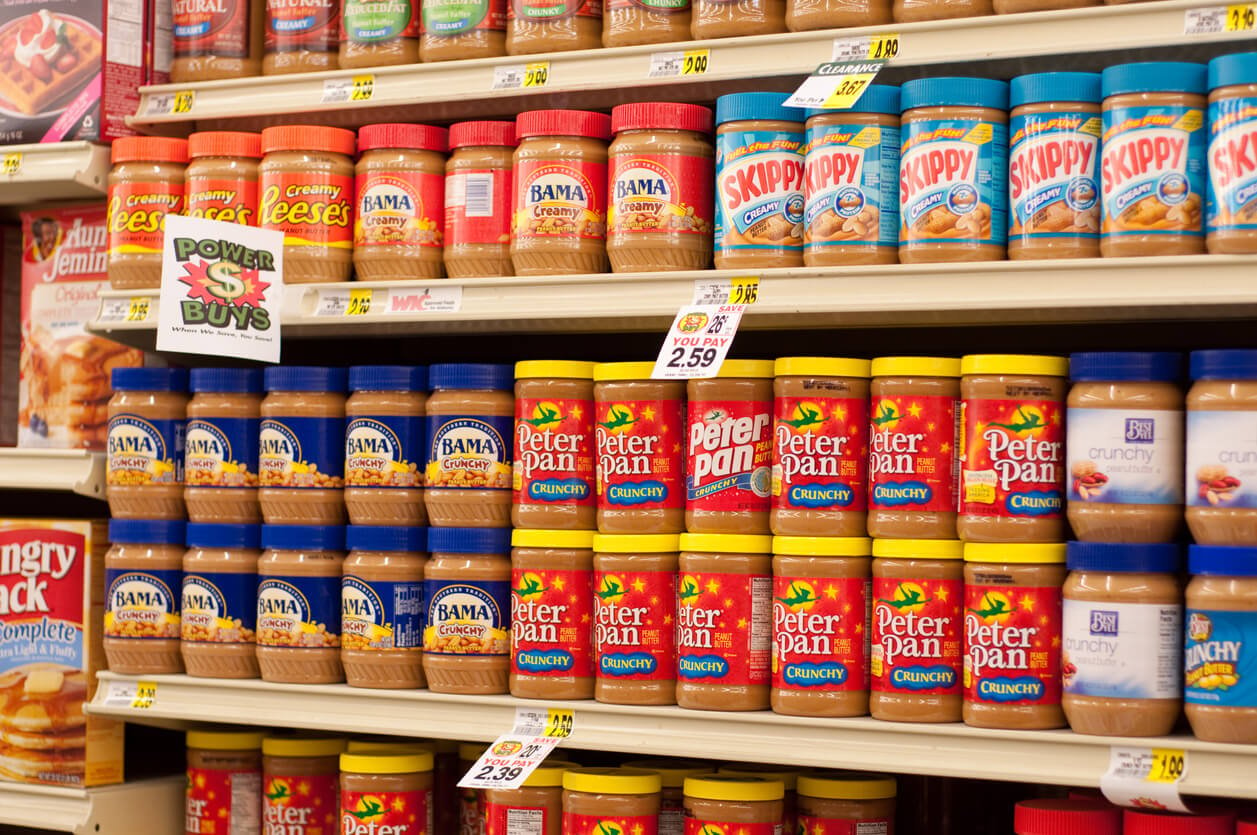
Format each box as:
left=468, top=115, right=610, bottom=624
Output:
left=322, top=75, right=375, bottom=104
left=651, top=303, right=747, bottom=380
left=784, top=60, right=887, bottom=111
left=457, top=708, right=575, bottom=790
left=693, top=276, right=759, bottom=306
left=648, top=48, right=710, bottom=78
left=2, top=152, right=21, bottom=176
left=1100, top=747, right=1191, bottom=812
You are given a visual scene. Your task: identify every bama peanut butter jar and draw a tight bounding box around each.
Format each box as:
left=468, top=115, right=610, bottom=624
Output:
left=514, top=361, right=597, bottom=531
left=260, top=366, right=348, bottom=526
left=1186, top=350, right=1257, bottom=545
left=1185, top=544, right=1257, bottom=744
left=181, top=522, right=263, bottom=679
left=257, top=524, right=346, bottom=684
left=108, top=367, right=189, bottom=521
left=345, top=366, right=428, bottom=527
left=343, top=525, right=428, bottom=689
left=683, top=775, right=785, bottom=835
left=186, top=367, right=263, bottom=525
left=104, top=519, right=187, bottom=675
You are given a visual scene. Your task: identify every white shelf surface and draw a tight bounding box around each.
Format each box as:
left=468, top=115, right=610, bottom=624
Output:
left=0, top=449, right=106, bottom=498
left=0, top=143, right=110, bottom=206
left=0, top=776, right=184, bottom=834
left=90, top=673, right=1257, bottom=799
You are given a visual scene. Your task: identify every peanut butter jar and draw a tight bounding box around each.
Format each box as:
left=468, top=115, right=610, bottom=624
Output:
left=718, top=765, right=798, bottom=835
left=340, top=751, right=436, bottom=833
left=683, top=775, right=784, bottom=835
left=788, top=0, right=890, bottom=33
left=563, top=768, right=662, bottom=833
left=186, top=729, right=263, bottom=835
left=186, top=132, right=262, bottom=226
left=692, top=0, right=784, bottom=38
left=1125, top=810, right=1236, bottom=835
left=1185, top=544, right=1257, bottom=744
left=483, top=760, right=576, bottom=835
left=171, top=0, right=265, bottom=82
left=186, top=368, right=263, bottom=525
left=460, top=742, right=486, bottom=835
left=260, top=366, right=347, bottom=526
left=104, top=519, right=187, bottom=675
left=108, top=367, right=189, bottom=521
left=182, top=522, right=262, bottom=679
left=796, top=772, right=895, bottom=835
left=510, top=529, right=595, bottom=700
left=893, top=0, right=988, bottom=22
left=603, top=0, right=688, bottom=46
left=1186, top=350, right=1257, bottom=545
left=421, top=0, right=506, bottom=61
left=346, top=366, right=428, bottom=527
left=507, top=0, right=601, bottom=55
left=343, top=525, right=428, bottom=689
left=1014, top=799, right=1120, bottom=835
left=107, top=137, right=188, bottom=290
left=445, top=121, right=516, bottom=279
left=340, top=0, right=419, bottom=67
left=1207, top=53, right=1257, bottom=254
left=622, top=760, right=709, bottom=835
left=514, top=361, right=597, bottom=530
left=263, top=736, right=345, bottom=833
left=257, top=524, right=346, bottom=684
left=263, top=0, right=338, bottom=73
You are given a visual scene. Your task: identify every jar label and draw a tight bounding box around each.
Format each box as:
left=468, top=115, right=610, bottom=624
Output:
left=510, top=567, right=594, bottom=677
left=1185, top=608, right=1257, bottom=708
left=446, top=169, right=512, bottom=244
left=1186, top=410, right=1257, bottom=508
left=659, top=801, right=683, bottom=835
left=265, top=0, right=339, bottom=51
left=341, top=789, right=432, bottom=835
left=1208, top=95, right=1257, bottom=235
left=187, top=767, right=261, bottom=834
left=263, top=771, right=338, bottom=833
left=772, top=575, right=869, bottom=693
left=343, top=575, right=425, bottom=650
left=684, top=820, right=777, bottom=835
left=963, top=583, right=1062, bottom=706
left=1062, top=598, right=1181, bottom=700
left=107, top=181, right=184, bottom=257
left=804, top=121, right=899, bottom=250
left=107, top=414, right=186, bottom=486
left=772, top=393, right=867, bottom=512
left=594, top=568, right=676, bottom=681
left=426, top=414, right=513, bottom=492
left=1008, top=110, right=1101, bottom=242
left=715, top=127, right=805, bottom=256
left=259, top=171, right=354, bottom=250
left=510, top=0, right=601, bottom=20
left=461, top=789, right=485, bottom=835
left=514, top=396, right=594, bottom=509
left=1066, top=407, right=1183, bottom=506
left=182, top=572, right=257, bottom=643
left=871, top=576, right=962, bottom=696
left=959, top=397, right=1064, bottom=520
left=256, top=574, right=341, bottom=648
left=869, top=393, right=957, bottom=513
left=346, top=415, right=424, bottom=488
left=424, top=579, right=510, bottom=656
left=104, top=568, right=181, bottom=639
left=187, top=176, right=259, bottom=226
left=797, top=814, right=889, bottom=835
left=609, top=153, right=713, bottom=239
left=899, top=118, right=1008, bottom=248
left=565, top=813, right=658, bottom=835
left=259, top=416, right=346, bottom=489
left=486, top=801, right=548, bottom=835
left=186, top=416, right=260, bottom=489
left=607, top=0, right=687, bottom=9
left=424, top=0, right=506, bottom=34
left=513, top=160, right=608, bottom=240
left=596, top=396, right=684, bottom=512
left=174, top=0, right=250, bottom=57
left=355, top=171, right=443, bottom=248
left=1100, top=104, right=1206, bottom=239
left=677, top=570, right=771, bottom=687
left=686, top=398, right=773, bottom=514
left=342, top=0, right=418, bottom=41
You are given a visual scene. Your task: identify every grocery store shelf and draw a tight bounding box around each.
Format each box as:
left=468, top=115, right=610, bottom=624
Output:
left=0, top=143, right=110, bottom=206
left=0, top=449, right=106, bottom=498
left=90, top=673, right=1257, bottom=799
left=0, top=776, right=183, bottom=834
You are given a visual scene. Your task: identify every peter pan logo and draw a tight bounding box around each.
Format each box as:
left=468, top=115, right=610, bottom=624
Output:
left=776, top=580, right=818, bottom=611
left=173, top=236, right=274, bottom=332
left=591, top=821, right=623, bottom=835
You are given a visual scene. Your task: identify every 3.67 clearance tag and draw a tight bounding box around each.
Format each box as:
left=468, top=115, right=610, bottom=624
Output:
left=457, top=708, right=575, bottom=790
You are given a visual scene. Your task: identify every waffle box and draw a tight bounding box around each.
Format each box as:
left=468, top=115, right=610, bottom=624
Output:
left=0, top=518, right=123, bottom=787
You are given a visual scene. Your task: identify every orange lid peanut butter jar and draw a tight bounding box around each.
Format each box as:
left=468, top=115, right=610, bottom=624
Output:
left=340, top=751, right=436, bottom=833
left=104, top=519, right=186, bottom=675
left=263, top=736, right=345, bottom=832
left=510, top=529, right=595, bottom=700
left=421, top=0, right=506, bottom=61
left=514, top=361, right=597, bottom=530
left=171, top=0, right=265, bottom=82
left=796, top=773, right=895, bottom=835
left=264, top=0, right=339, bottom=73
left=107, top=137, right=188, bottom=290
left=445, top=121, right=516, bottom=279
left=107, top=367, right=189, bottom=521
left=426, top=364, right=514, bottom=528
left=186, top=132, right=262, bottom=226
left=346, top=366, right=428, bottom=527
left=343, top=525, right=427, bottom=689
left=563, top=768, right=662, bottom=834
left=1186, top=350, right=1257, bottom=545
left=484, top=761, right=576, bottom=835
left=257, top=524, right=346, bottom=684
left=182, top=523, right=262, bottom=679
left=683, top=775, right=784, bottom=835
left=186, top=368, right=263, bottom=525
left=603, top=0, right=688, bottom=47
left=260, top=366, right=348, bottom=526
left=186, top=730, right=263, bottom=835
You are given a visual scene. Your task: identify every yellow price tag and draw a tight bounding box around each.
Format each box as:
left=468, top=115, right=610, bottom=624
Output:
left=822, top=73, right=878, bottom=110
left=682, top=49, right=710, bottom=76
left=346, top=289, right=372, bottom=316
left=866, top=34, right=899, bottom=60
left=173, top=90, right=195, bottom=115
left=2, top=152, right=21, bottom=176
left=544, top=709, right=574, bottom=738
left=131, top=681, right=157, bottom=709
left=127, top=297, right=151, bottom=322
left=1147, top=749, right=1186, bottom=784
left=523, top=62, right=549, bottom=88
left=352, top=74, right=375, bottom=101
left=1227, top=3, right=1256, bottom=29
left=728, top=276, right=759, bottom=305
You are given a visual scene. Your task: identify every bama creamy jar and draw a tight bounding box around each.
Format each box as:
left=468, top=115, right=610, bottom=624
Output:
left=259, top=366, right=347, bottom=526
left=257, top=524, right=346, bottom=684
left=514, top=361, right=597, bottom=530
left=185, top=367, right=262, bottom=525
left=181, top=522, right=262, bottom=679
left=1185, top=544, right=1257, bottom=744
left=345, top=365, right=428, bottom=527
left=107, top=367, right=189, bottom=521
left=1186, top=350, right=1257, bottom=545
left=104, top=519, right=186, bottom=675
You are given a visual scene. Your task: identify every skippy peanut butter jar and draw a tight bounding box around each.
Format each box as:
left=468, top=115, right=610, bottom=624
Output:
left=1207, top=52, right=1257, bottom=254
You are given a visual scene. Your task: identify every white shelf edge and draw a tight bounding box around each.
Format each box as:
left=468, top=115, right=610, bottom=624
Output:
left=0, top=776, right=184, bottom=834
left=0, top=449, right=107, bottom=499
left=0, top=142, right=110, bottom=206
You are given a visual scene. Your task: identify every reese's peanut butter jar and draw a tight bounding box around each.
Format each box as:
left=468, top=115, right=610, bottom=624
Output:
left=107, top=137, right=188, bottom=290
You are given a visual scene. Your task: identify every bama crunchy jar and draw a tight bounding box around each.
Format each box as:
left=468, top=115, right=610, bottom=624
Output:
left=958, top=354, right=1068, bottom=543
left=514, top=361, right=596, bottom=530
left=186, top=730, right=263, bottom=835
left=107, top=137, right=188, bottom=290
left=262, top=736, right=344, bottom=833
left=797, top=773, right=895, bottom=835
left=340, top=751, right=435, bottom=831
left=343, top=525, right=427, bottom=689
left=107, top=367, right=189, bottom=521
left=510, top=529, right=595, bottom=700
left=186, top=131, right=262, bottom=226
left=608, top=103, right=714, bottom=273
left=104, top=519, right=186, bottom=674
left=181, top=522, right=262, bottom=679
left=563, top=768, right=662, bottom=834
left=257, top=524, right=346, bottom=683
left=259, top=126, right=356, bottom=284
left=259, top=366, right=347, bottom=526
left=1208, top=53, right=1257, bottom=253
left=684, top=775, right=784, bottom=835
left=1185, top=544, right=1257, bottom=743
left=186, top=367, right=262, bottom=524
left=1186, top=350, right=1257, bottom=545
left=426, top=363, right=514, bottom=528
left=346, top=365, right=428, bottom=527
left=445, top=121, right=516, bottom=279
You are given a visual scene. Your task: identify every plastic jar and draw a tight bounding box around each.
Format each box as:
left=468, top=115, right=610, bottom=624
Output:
left=107, top=367, right=189, bottom=521
left=259, top=126, right=356, bottom=284
left=259, top=366, right=347, bottom=526
left=460, top=742, right=486, bottom=835
left=507, top=0, right=601, bottom=55
left=1014, top=799, right=1121, bottom=835
left=186, top=730, right=263, bottom=835
left=186, top=132, right=262, bottom=226
left=262, top=736, right=344, bottom=833
left=511, top=110, right=611, bottom=276
left=714, top=93, right=805, bottom=270
left=340, top=751, right=435, bottom=832
left=716, top=765, right=798, bottom=834
left=593, top=362, right=686, bottom=534
left=623, top=760, right=708, bottom=835
left=771, top=357, right=870, bottom=537
left=345, top=365, right=428, bottom=527
left=340, top=0, right=418, bottom=68
left=687, top=360, right=775, bottom=535
left=1187, top=350, right=1257, bottom=545
left=257, top=524, right=345, bottom=684
left=424, top=527, right=512, bottom=694
left=343, top=525, right=427, bottom=689
left=788, top=0, right=889, bottom=29
left=683, top=775, right=784, bottom=835
left=170, top=0, right=264, bottom=82
left=106, top=137, right=188, bottom=290
left=603, top=0, right=688, bottom=46
left=104, top=519, right=186, bottom=674
left=263, top=0, right=337, bottom=73
left=182, top=522, right=262, bottom=679
left=1066, top=352, right=1184, bottom=543
left=510, top=529, right=595, bottom=700
left=355, top=124, right=448, bottom=282
left=425, top=363, right=514, bottom=528
left=676, top=533, right=772, bottom=711
left=867, top=357, right=961, bottom=540
left=592, top=534, right=679, bottom=705
left=1185, top=544, right=1257, bottom=743
left=994, top=0, right=1093, bottom=14
left=1007, top=72, right=1102, bottom=259
left=958, top=354, right=1068, bottom=543
left=894, top=0, right=987, bottom=21
left=421, top=0, right=506, bottom=60
left=514, top=361, right=597, bottom=530
left=797, top=773, right=895, bottom=835
left=771, top=536, right=871, bottom=718
left=1061, top=541, right=1182, bottom=737
left=802, top=86, right=900, bottom=266
left=563, top=768, right=662, bottom=833
left=483, top=761, right=575, bottom=835
left=962, top=542, right=1066, bottom=730
left=445, top=122, right=516, bottom=279
left=899, top=78, right=1008, bottom=263
left=1208, top=53, right=1257, bottom=253
left=869, top=539, right=964, bottom=723
left=1124, top=810, right=1236, bottom=835
left=186, top=367, right=262, bottom=524
left=607, top=102, right=714, bottom=273
left=692, top=0, right=784, bottom=38
left=1100, top=62, right=1208, bottom=257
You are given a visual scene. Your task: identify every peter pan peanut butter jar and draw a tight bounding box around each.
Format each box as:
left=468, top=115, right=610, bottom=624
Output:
left=426, top=364, right=514, bottom=528
left=796, top=772, right=895, bottom=835
left=263, top=736, right=344, bottom=833
left=108, top=367, right=189, bottom=521
left=186, top=729, right=263, bottom=835
left=483, top=760, right=576, bottom=835
left=514, top=361, right=597, bottom=531
left=346, top=366, right=428, bottom=527
left=562, top=768, right=662, bottom=835
left=340, top=751, right=436, bottom=835
left=260, top=366, right=347, bottom=526
left=510, top=529, right=595, bottom=700
left=683, top=775, right=784, bottom=835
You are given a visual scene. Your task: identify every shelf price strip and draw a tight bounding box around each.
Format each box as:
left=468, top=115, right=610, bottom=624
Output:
left=648, top=48, right=711, bottom=78
left=313, top=286, right=463, bottom=318
left=1100, top=746, right=1190, bottom=812
left=145, top=91, right=195, bottom=116
left=458, top=708, right=575, bottom=790
left=831, top=33, right=900, bottom=61
left=493, top=62, right=550, bottom=91
left=1185, top=4, right=1257, bottom=32
left=322, top=75, right=376, bottom=104
left=100, top=679, right=158, bottom=710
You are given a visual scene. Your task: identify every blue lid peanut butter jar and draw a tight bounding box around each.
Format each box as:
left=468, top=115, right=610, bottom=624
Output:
left=258, top=367, right=348, bottom=526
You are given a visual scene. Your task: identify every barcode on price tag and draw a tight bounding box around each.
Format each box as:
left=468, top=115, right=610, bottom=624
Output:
left=493, top=62, right=549, bottom=90
left=98, top=298, right=130, bottom=323
left=693, top=276, right=758, bottom=306
left=100, top=679, right=158, bottom=710
left=651, top=304, right=747, bottom=380
left=313, top=289, right=352, bottom=317
left=1100, top=747, right=1190, bottom=812
left=457, top=708, right=575, bottom=790
left=1186, top=3, right=1257, bottom=31
left=648, top=48, right=710, bottom=78
left=322, top=75, right=375, bottom=104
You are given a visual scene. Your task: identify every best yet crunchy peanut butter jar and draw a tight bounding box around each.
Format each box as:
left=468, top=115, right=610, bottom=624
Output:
left=426, top=364, right=514, bottom=528
left=181, top=522, right=262, bottom=679
left=1186, top=350, right=1257, bottom=546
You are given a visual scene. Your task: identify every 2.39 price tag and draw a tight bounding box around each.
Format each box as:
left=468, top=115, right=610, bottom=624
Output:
left=457, top=708, right=575, bottom=790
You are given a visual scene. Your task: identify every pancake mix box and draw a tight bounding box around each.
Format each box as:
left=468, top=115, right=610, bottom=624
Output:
left=0, top=518, right=123, bottom=787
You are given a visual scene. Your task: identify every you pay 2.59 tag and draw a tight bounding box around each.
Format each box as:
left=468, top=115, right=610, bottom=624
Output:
left=652, top=304, right=747, bottom=380
left=457, top=708, right=575, bottom=790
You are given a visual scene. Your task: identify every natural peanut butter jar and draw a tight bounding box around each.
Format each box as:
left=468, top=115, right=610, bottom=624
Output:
left=104, top=519, right=187, bottom=675
left=426, top=364, right=514, bottom=528
left=1186, top=350, right=1257, bottom=545
left=257, top=524, right=346, bottom=684
left=108, top=367, right=189, bottom=521
left=343, top=525, right=427, bottom=689
left=182, top=522, right=262, bottom=679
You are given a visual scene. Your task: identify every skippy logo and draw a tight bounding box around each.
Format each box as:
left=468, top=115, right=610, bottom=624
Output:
left=716, top=132, right=805, bottom=236
left=687, top=402, right=772, bottom=502
left=873, top=578, right=959, bottom=692
left=1209, top=101, right=1257, bottom=227
left=803, top=127, right=876, bottom=225
left=1009, top=115, right=1100, bottom=232
left=172, top=235, right=275, bottom=333
left=515, top=399, right=593, bottom=504
left=900, top=131, right=978, bottom=221
left=1102, top=125, right=1192, bottom=211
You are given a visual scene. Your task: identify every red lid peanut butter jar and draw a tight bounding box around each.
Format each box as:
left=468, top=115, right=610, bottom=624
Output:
left=514, top=361, right=597, bottom=531
left=445, top=121, right=517, bottom=279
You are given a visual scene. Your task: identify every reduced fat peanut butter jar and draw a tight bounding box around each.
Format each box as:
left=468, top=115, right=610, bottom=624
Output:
left=343, top=525, right=427, bottom=689
left=340, top=0, right=419, bottom=68
left=1185, top=544, right=1257, bottom=744
left=445, top=122, right=516, bottom=279
left=340, top=751, right=435, bottom=833
left=257, top=524, right=346, bottom=684
left=263, top=736, right=345, bottom=833
left=514, top=361, right=597, bottom=530
left=186, top=132, right=262, bottom=226
left=797, top=772, right=895, bottom=835
left=603, top=0, right=688, bottom=46
left=186, top=730, right=263, bottom=835
left=1186, top=350, right=1257, bottom=545
left=506, top=0, right=600, bottom=54
left=185, top=367, right=263, bottom=525
left=345, top=366, right=428, bottom=527
left=171, top=0, right=265, bottom=82
left=104, top=519, right=186, bottom=675
left=263, top=0, right=338, bottom=73
left=1207, top=53, right=1257, bottom=253
left=421, top=0, right=506, bottom=60
left=182, top=522, right=262, bottom=679
left=107, top=367, right=189, bottom=521
left=483, top=761, right=575, bottom=835
left=107, top=137, right=188, bottom=291
left=563, top=768, right=662, bottom=835
left=259, top=366, right=347, bottom=526
left=426, top=363, right=514, bottom=528
left=683, top=775, right=784, bottom=835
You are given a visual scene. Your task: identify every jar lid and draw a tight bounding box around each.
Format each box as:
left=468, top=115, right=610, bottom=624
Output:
left=1009, top=72, right=1102, bottom=108
left=1066, top=541, right=1180, bottom=573
left=679, top=533, right=773, bottom=554
left=773, top=536, right=872, bottom=557
left=261, top=525, right=345, bottom=552
left=346, top=525, right=426, bottom=553
left=563, top=767, right=662, bottom=795
left=340, top=751, right=434, bottom=774
left=774, top=357, right=871, bottom=378
left=611, top=102, right=714, bottom=134
left=263, top=366, right=347, bottom=392
left=1209, top=52, right=1257, bottom=89
left=797, top=772, right=896, bottom=801
left=901, top=77, right=1009, bottom=111
left=1188, top=544, right=1257, bottom=576
left=516, top=109, right=612, bottom=141
left=358, top=123, right=449, bottom=154
left=511, top=529, right=595, bottom=548
left=429, top=363, right=513, bottom=391
left=1014, top=799, right=1121, bottom=835
left=349, top=740, right=434, bottom=754
left=1123, top=810, right=1234, bottom=835
left=960, top=354, right=1069, bottom=377
left=711, top=359, right=776, bottom=379
left=262, top=736, right=346, bottom=757
left=189, top=367, right=263, bottom=394
left=112, top=367, right=188, bottom=392
left=1102, top=62, right=1207, bottom=97
left=685, top=774, right=784, bottom=801
left=1069, top=352, right=1182, bottom=382
left=111, top=136, right=189, bottom=164
left=186, top=523, right=261, bottom=549
left=108, top=519, right=187, bottom=545
left=718, top=765, right=800, bottom=789
left=621, top=760, right=709, bottom=787
left=261, top=125, right=356, bottom=156
left=1238, top=818, right=1257, bottom=835
left=964, top=542, right=1067, bottom=564
left=514, top=360, right=597, bottom=380
left=716, top=92, right=798, bottom=125
left=188, top=131, right=262, bottom=160
left=449, top=120, right=518, bottom=149
left=428, top=526, right=511, bottom=554
left=870, top=357, right=961, bottom=378
left=592, top=534, right=680, bottom=553
left=593, top=362, right=658, bottom=382
left=519, top=760, right=579, bottom=787
left=872, top=539, right=964, bottom=560
left=1190, top=349, right=1257, bottom=380
left=807, top=83, right=900, bottom=118
left=187, top=729, right=264, bottom=750
left=349, top=365, right=428, bottom=392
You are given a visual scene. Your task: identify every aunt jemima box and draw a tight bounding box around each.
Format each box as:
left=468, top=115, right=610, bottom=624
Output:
left=0, top=518, right=123, bottom=787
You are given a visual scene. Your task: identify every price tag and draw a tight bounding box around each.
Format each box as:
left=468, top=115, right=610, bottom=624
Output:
left=493, top=63, right=549, bottom=90
left=785, top=60, right=887, bottom=111
left=651, top=303, right=747, bottom=380
left=648, top=48, right=710, bottom=78
left=523, top=62, right=549, bottom=87
left=386, top=286, right=463, bottom=314
left=322, top=74, right=375, bottom=104
left=457, top=708, right=575, bottom=790
left=98, top=297, right=130, bottom=323
left=126, top=296, right=152, bottom=323
left=145, top=93, right=174, bottom=115
left=693, top=276, right=758, bottom=306
left=2, top=152, right=22, bottom=176
left=1184, top=4, right=1257, bottom=32
left=1227, top=3, right=1257, bottom=28
left=832, top=33, right=900, bottom=60
left=1100, top=747, right=1191, bottom=812
left=100, top=679, right=158, bottom=710
left=173, top=90, right=195, bottom=114
left=346, top=288, right=373, bottom=316
left=313, top=289, right=351, bottom=317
